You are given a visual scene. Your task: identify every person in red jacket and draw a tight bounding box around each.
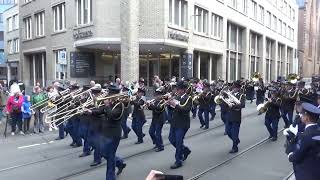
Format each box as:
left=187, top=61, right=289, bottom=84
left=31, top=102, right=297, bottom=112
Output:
left=6, top=84, right=24, bottom=136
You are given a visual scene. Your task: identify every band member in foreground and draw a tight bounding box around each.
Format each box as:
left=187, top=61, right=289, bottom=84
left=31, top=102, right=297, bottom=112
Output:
left=285, top=103, right=320, bottom=180
left=120, top=87, right=131, bottom=139
left=131, top=88, right=147, bottom=144
left=85, top=86, right=126, bottom=180
left=255, top=79, right=266, bottom=106
left=167, top=81, right=192, bottom=169
left=226, top=80, right=245, bottom=153
left=198, top=82, right=213, bottom=129
left=147, top=88, right=166, bottom=152
left=281, top=82, right=295, bottom=128
left=264, top=88, right=281, bottom=141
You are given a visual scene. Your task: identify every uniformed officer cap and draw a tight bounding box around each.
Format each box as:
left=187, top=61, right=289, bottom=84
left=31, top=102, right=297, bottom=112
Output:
left=203, top=82, right=210, bottom=88
left=82, top=85, right=91, bottom=91
left=302, top=103, right=320, bottom=121
left=91, top=84, right=102, bottom=94
left=108, top=85, right=121, bottom=95
left=70, top=83, right=80, bottom=90
left=176, top=81, right=188, bottom=89
left=155, top=87, right=165, bottom=95
left=138, top=87, right=146, bottom=95
left=232, top=80, right=242, bottom=89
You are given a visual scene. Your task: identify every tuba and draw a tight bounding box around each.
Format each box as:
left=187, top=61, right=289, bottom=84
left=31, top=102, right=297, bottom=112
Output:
left=287, top=73, right=299, bottom=84
left=252, top=72, right=261, bottom=82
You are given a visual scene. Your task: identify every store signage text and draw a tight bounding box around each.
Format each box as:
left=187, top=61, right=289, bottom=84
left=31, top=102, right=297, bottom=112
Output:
left=168, top=31, right=189, bottom=42
left=73, top=29, right=93, bottom=40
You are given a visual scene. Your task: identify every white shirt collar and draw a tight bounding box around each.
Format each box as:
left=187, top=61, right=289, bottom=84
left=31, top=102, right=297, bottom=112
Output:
left=305, top=123, right=317, bottom=130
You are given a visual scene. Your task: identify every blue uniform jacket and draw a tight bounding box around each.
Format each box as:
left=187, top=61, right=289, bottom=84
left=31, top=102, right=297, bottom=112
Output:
left=288, top=125, right=320, bottom=180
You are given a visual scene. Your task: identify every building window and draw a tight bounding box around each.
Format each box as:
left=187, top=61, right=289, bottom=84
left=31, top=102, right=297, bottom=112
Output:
left=53, top=3, right=66, bottom=32
left=227, top=23, right=243, bottom=81
left=266, top=11, right=271, bottom=28
left=278, top=19, right=282, bottom=34
left=194, top=6, right=209, bottom=34
left=23, top=16, right=32, bottom=40
left=35, top=11, right=45, bottom=37
left=277, top=44, right=284, bottom=76
left=7, top=17, right=12, bottom=31
left=54, top=49, right=68, bottom=80
left=283, top=22, right=286, bottom=37
left=266, top=39, right=274, bottom=82
left=238, top=0, right=247, bottom=14
left=7, top=40, right=13, bottom=54
left=249, top=32, right=262, bottom=75
left=13, top=14, right=18, bottom=30
left=292, top=9, right=295, bottom=20
left=231, top=0, right=237, bottom=8
left=13, top=38, right=19, bottom=53
left=258, top=5, right=264, bottom=24
left=251, top=0, right=257, bottom=20
left=273, top=15, right=277, bottom=31
left=168, top=0, right=188, bottom=28
left=76, top=0, right=92, bottom=25
left=211, top=13, right=223, bottom=39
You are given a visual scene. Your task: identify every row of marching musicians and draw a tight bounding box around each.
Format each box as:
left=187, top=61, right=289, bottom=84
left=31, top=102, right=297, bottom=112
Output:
left=36, top=75, right=320, bottom=180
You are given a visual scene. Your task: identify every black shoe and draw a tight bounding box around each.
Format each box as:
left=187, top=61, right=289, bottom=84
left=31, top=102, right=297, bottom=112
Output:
left=170, top=163, right=182, bottom=169
left=183, top=150, right=191, bottom=161
left=79, top=153, right=90, bottom=157
left=200, top=125, right=204, bottom=129
left=271, top=137, right=277, bottom=141
left=203, top=127, right=209, bottom=130
left=73, top=144, right=82, bottom=148
left=70, top=142, right=76, bottom=147
left=117, top=163, right=126, bottom=176
left=268, top=135, right=273, bottom=139
left=210, top=117, right=214, bottom=121
left=55, top=137, right=64, bottom=140
left=135, top=141, right=143, bottom=144
left=121, top=134, right=128, bottom=139
left=229, top=149, right=238, bottom=154
left=155, top=148, right=164, bottom=152
left=90, top=161, right=101, bottom=167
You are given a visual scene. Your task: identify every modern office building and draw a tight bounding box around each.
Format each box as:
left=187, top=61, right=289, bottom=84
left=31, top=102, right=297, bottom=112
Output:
left=297, top=0, right=320, bottom=77
left=0, top=0, right=16, bottom=81
left=19, top=0, right=299, bottom=87
left=3, top=0, right=19, bottom=82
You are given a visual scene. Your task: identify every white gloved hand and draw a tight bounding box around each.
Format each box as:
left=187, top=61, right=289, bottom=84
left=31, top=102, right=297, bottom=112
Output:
left=288, top=124, right=298, bottom=136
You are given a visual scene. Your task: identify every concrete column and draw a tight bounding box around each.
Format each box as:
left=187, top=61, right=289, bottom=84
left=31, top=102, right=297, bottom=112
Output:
left=274, top=41, right=278, bottom=81
left=208, top=54, right=212, bottom=82
left=197, top=52, right=201, bottom=79
left=244, top=28, right=251, bottom=80
left=32, top=55, right=36, bottom=86
left=41, top=53, right=45, bottom=87
left=120, top=0, right=139, bottom=83
left=7, top=63, right=11, bottom=83
left=261, top=35, right=266, bottom=82
left=181, top=49, right=193, bottom=79
left=284, top=45, right=288, bottom=76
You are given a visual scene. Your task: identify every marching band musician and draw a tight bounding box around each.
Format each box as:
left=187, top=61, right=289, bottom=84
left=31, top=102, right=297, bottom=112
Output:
left=53, top=82, right=68, bottom=140
left=280, top=82, right=296, bottom=128
left=147, top=87, right=166, bottom=152
left=292, top=101, right=305, bottom=133
left=285, top=103, right=320, bottom=180
left=78, top=85, right=94, bottom=158
left=131, top=87, right=147, bottom=144
left=167, top=81, right=192, bottom=169
left=87, top=85, right=104, bottom=167
left=255, top=79, right=266, bottom=106
left=197, top=82, right=214, bottom=130
left=85, top=86, right=127, bottom=180
left=166, top=83, right=177, bottom=124
left=209, top=82, right=218, bottom=121
left=264, top=87, right=281, bottom=141
left=225, top=80, right=246, bottom=153
left=120, top=86, right=132, bottom=139
left=191, top=79, right=199, bottom=119
left=65, top=83, right=83, bottom=148
left=245, top=81, right=255, bottom=103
